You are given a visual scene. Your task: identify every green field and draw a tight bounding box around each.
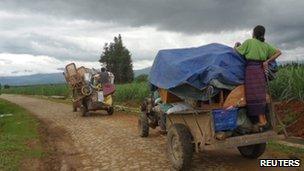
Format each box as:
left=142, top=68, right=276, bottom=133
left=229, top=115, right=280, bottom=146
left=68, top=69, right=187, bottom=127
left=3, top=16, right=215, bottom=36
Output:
left=0, top=99, right=43, bottom=170
left=1, top=84, right=70, bottom=97
left=1, top=65, right=304, bottom=102
left=270, top=65, right=304, bottom=101
left=115, top=82, right=149, bottom=103
left=1, top=82, right=150, bottom=104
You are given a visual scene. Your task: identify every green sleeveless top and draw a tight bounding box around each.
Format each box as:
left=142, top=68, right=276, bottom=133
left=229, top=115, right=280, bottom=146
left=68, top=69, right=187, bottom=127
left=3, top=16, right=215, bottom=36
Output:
left=236, top=38, right=277, bottom=61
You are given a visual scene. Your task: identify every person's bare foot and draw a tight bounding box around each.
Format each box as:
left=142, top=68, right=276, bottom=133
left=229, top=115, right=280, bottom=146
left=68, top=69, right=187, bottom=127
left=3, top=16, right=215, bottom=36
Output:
left=252, top=122, right=270, bottom=133
left=258, top=114, right=267, bottom=126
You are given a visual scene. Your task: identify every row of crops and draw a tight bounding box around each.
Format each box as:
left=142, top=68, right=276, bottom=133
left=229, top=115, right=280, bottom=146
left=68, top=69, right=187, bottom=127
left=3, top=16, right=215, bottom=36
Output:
left=0, top=82, right=150, bottom=104
left=270, top=65, right=304, bottom=101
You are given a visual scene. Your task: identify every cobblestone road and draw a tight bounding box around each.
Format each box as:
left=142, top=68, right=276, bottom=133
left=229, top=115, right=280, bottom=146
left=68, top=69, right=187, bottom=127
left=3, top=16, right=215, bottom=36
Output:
left=1, top=94, right=298, bottom=171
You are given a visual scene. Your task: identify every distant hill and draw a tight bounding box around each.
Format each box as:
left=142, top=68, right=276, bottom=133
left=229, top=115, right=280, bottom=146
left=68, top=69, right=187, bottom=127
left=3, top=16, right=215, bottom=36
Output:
left=134, top=67, right=151, bottom=77
left=0, top=73, right=66, bottom=86
left=0, top=67, right=152, bottom=86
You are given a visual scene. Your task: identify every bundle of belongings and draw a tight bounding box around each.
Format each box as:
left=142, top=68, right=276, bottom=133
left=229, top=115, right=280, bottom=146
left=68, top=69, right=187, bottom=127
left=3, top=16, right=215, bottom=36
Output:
left=63, top=63, right=115, bottom=106
left=80, top=67, right=115, bottom=106
left=149, top=43, right=277, bottom=139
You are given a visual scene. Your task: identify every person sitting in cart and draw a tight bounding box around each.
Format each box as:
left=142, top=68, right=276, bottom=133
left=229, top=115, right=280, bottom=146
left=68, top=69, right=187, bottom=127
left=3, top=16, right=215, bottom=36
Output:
left=235, top=25, right=281, bottom=131
left=98, top=67, right=110, bottom=85
left=94, top=67, right=110, bottom=85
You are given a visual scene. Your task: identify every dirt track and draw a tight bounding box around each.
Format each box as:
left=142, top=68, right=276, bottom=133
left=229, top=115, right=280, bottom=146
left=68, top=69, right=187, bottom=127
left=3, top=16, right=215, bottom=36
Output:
left=0, top=94, right=298, bottom=171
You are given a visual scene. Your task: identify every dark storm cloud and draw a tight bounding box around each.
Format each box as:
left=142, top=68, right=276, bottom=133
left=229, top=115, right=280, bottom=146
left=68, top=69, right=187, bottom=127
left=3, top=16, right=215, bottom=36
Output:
left=0, top=33, right=98, bottom=61
left=1, top=0, right=262, bottom=33
left=1, top=0, right=304, bottom=56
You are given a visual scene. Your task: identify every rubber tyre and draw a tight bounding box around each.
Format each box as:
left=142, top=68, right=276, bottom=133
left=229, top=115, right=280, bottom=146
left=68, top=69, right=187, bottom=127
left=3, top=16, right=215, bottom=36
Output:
left=80, top=99, right=88, bottom=117
left=107, top=107, right=114, bottom=115
left=73, top=103, right=77, bottom=112
left=81, top=106, right=88, bottom=117
left=138, top=113, right=149, bottom=137
left=238, top=143, right=266, bottom=159
left=167, top=124, right=194, bottom=170
left=81, top=99, right=90, bottom=117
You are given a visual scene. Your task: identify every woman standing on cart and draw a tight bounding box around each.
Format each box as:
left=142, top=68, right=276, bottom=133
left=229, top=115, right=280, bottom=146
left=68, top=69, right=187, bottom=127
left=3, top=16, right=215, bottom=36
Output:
left=235, top=25, right=281, bottom=130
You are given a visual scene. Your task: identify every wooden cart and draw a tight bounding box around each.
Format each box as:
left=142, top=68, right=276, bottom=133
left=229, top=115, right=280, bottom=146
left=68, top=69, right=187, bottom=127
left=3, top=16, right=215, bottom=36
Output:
left=138, top=87, right=285, bottom=170
left=64, top=63, right=115, bottom=116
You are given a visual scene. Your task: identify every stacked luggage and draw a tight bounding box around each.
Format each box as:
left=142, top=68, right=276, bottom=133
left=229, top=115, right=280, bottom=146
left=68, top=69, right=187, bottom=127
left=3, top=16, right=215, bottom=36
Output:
left=64, top=63, right=115, bottom=116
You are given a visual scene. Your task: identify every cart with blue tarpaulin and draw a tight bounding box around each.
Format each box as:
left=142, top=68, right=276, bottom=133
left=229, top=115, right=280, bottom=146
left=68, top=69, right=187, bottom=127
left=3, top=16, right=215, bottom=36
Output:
left=138, top=43, right=284, bottom=170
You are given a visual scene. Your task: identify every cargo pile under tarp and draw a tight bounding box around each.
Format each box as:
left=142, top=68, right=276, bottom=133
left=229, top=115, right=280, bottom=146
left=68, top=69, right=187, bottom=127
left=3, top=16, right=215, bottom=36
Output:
left=147, top=43, right=279, bottom=133
left=150, top=43, right=278, bottom=101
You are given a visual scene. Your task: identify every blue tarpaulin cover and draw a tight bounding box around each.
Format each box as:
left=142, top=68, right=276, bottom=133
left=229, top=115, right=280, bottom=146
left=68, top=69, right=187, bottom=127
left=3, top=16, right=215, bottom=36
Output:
left=149, top=43, right=246, bottom=90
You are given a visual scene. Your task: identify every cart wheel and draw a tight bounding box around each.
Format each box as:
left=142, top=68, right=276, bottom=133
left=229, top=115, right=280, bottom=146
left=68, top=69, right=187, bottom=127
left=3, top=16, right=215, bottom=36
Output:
left=80, top=106, right=88, bottom=116
left=238, top=143, right=266, bottom=159
left=167, top=123, right=194, bottom=170
left=107, top=107, right=114, bottom=115
left=81, top=99, right=90, bottom=117
left=138, top=113, right=149, bottom=137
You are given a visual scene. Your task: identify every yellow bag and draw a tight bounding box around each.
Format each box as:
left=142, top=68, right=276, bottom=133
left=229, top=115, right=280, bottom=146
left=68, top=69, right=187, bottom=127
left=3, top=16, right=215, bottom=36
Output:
left=104, top=95, right=113, bottom=106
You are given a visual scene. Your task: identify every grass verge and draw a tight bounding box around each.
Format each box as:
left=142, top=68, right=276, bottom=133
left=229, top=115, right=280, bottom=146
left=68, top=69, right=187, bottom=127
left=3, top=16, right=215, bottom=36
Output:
left=0, top=99, right=43, bottom=170
left=268, top=140, right=304, bottom=159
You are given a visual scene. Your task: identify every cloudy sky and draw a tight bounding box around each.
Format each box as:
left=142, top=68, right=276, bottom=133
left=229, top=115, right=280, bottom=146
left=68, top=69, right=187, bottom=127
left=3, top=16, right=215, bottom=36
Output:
left=0, top=0, right=303, bottom=76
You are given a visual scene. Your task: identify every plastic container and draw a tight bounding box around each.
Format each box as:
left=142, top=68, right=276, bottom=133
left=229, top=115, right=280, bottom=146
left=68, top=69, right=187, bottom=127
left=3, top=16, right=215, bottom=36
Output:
left=212, top=108, right=238, bottom=131
left=97, top=91, right=104, bottom=102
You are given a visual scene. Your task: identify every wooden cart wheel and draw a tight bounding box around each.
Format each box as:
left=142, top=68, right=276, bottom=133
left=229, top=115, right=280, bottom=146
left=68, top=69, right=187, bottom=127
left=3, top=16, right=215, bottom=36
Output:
left=138, top=113, right=149, bottom=137
left=81, top=85, right=92, bottom=96
left=238, top=143, right=266, bottom=159
left=167, top=123, right=194, bottom=170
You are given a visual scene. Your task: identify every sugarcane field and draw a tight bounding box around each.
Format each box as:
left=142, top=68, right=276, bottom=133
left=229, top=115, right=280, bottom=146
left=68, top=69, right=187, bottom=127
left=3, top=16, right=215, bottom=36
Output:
left=1, top=1, right=304, bottom=171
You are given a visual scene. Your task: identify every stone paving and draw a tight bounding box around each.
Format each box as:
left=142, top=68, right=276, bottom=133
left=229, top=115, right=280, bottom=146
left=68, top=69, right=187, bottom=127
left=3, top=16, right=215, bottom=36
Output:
left=1, top=94, right=298, bottom=171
